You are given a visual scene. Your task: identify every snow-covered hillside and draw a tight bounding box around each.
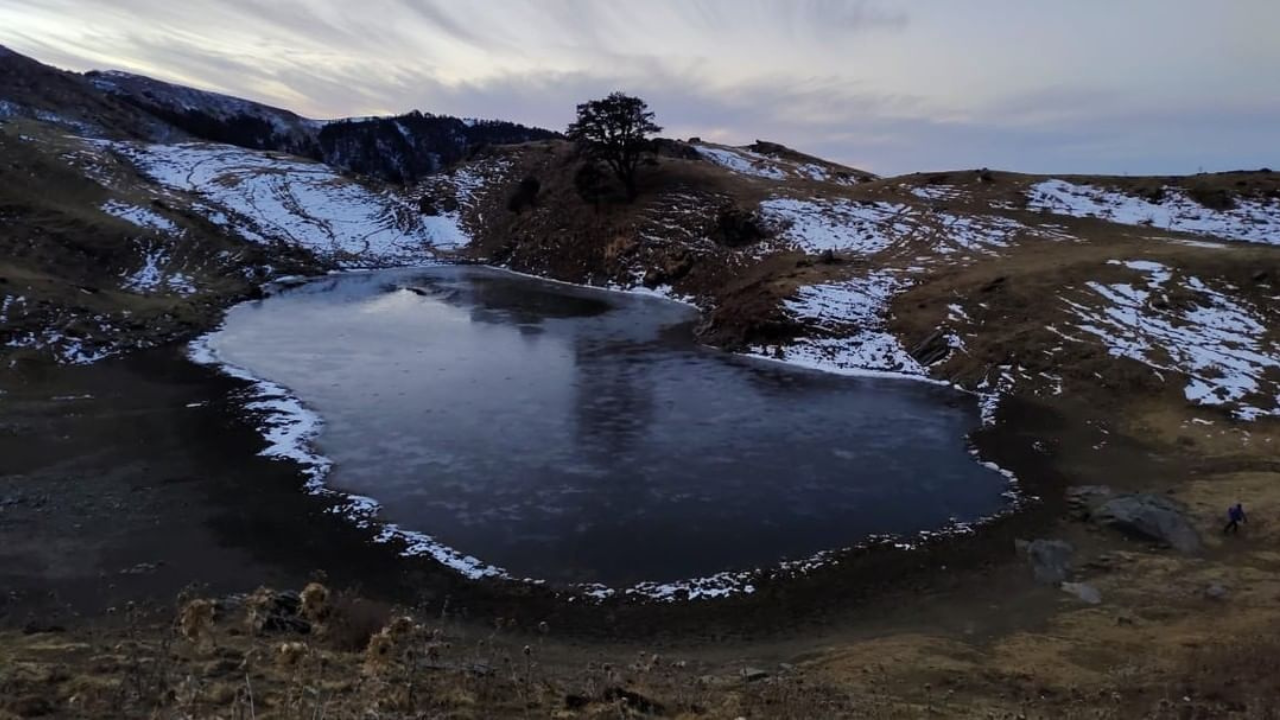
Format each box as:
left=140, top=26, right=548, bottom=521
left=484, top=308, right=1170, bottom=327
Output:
left=761, top=196, right=1073, bottom=259
left=101, top=141, right=460, bottom=266
left=1056, top=260, right=1280, bottom=420
left=757, top=273, right=927, bottom=378
left=694, top=142, right=872, bottom=185
left=1028, top=179, right=1280, bottom=245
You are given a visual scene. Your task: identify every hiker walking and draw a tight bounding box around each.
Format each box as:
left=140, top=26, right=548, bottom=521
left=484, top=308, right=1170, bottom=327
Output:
left=1224, top=503, right=1247, bottom=535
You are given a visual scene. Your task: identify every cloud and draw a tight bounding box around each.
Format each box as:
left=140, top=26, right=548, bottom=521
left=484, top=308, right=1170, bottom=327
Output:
left=0, top=0, right=1277, bottom=175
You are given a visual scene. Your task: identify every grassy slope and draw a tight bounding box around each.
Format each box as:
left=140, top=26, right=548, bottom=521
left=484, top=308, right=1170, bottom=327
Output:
left=0, top=121, right=268, bottom=366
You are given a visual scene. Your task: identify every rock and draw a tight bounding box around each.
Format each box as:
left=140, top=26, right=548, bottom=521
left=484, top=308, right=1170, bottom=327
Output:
left=1094, top=494, right=1202, bottom=553
left=910, top=330, right=952, bottom=367
left=740, top=667, right=770, bottom=682
left=1205, top=583, right=1230, bottom=601
left=1017, top=539, right=1075, bottom=584
left=1065, top=485, right=1114, bottom=520
left=1061, top=582, right=1102, bottom=605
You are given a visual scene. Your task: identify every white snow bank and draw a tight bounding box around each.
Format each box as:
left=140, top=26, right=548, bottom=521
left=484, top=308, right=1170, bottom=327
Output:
left=1028, top=179, right=1280, bottom=245
left=1060, top=260, right=1279, bottom=419
left=761, top=196, right=1067, bottom=257
left=99, top=141, right=444, bottom=266
left=695, top=144, right=868, bottom=185
left=910, top=185, right=964, bottom=202
left=695, top=145, right=786, bottom=180
left=750, top=272, right=928, bottom=378
left=101, top=201, right=180, bottom=234
left=414, top=156, right=513, bottom=250
left=761, top=198, right=908, bottom=255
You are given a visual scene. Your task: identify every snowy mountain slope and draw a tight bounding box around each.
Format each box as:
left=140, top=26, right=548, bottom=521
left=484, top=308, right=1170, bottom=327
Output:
left=1028, top=179, right=1280, bottom=245
left=694, top=141, right=875, bottom=185
left=100, top=140, right=459, bottom=266
left=1056, top=260, right=1280, bottom=420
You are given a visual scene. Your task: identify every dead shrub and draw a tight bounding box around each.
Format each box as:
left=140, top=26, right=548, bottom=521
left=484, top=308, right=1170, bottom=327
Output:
left=177, top=599, right=215, bottom=647
left=709, top=204, right=767, bottom=248
left=324, top=592, right=393, bottom=652
left=1186, top=185, right=1236, bottom=211
left=363, top=616, right=424, bottom=674
left=299, top=582, right=330, bottom=625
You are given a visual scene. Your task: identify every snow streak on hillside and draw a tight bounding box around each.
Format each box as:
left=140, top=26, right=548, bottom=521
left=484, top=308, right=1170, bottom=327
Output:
left=415, top=155, right=514, bottom=247
left=771, top=273, right=926, bottom=377
left=696, top=146, right=786, bottom=180
left=760, top=198, right=906, bottom=254
left=1028, top=180, right=1280, bottom=245
left=1055, top=260, right=1280, bottom=419
left=761, top=196, right=1072, bottom=258
left=103, top=141, right=451, bottom=266
left=694, top=144, right=867, bottom=185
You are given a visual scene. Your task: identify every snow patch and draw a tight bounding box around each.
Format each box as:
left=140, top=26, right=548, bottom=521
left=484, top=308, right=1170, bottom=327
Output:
left=695, top=145, right=786, bottom=180
left=1062, top=260, right=1279, bottom=419
left=761, top=196, right=1071, bottom=258
left=761, top=198, right=907, bottom=255
left=749, top=272, right=929, bottom=378
left=910, top=185, right=964, bottom=202
left=102, top=200, right=179, bottom=234
left=1028, top=179, right=1280, bottom=245
left=121, top=242, right=197, bottom=296
left=98, top=141, right=442, bottom=266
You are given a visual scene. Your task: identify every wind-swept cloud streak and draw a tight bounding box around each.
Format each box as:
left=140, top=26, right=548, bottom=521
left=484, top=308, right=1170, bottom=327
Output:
left=0, top=0, right=1277, bottom=174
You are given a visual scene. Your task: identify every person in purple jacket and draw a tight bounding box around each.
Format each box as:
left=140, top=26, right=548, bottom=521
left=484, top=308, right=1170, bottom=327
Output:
left=1224, top=503, right=1247, bottom=535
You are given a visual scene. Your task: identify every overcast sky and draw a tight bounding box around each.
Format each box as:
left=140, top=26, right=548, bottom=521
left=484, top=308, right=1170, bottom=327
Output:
left=2, top=0, right=1277, bottom=175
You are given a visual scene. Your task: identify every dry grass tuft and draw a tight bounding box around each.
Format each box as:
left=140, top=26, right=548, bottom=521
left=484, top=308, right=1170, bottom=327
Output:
left=176, top=598, right=215, bottom=648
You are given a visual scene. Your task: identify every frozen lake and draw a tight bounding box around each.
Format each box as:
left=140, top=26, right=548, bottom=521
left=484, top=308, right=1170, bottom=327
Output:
left=207, top=266, right=1010, bottom=588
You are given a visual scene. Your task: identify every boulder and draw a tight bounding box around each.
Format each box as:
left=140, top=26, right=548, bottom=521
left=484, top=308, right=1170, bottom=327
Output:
left=1016, top=539, right=1075, bottom=584
left=1061, top=582, right=1102, bottom=605
left=1065, top=485, right=1114, bottom=520
left=1094, top=494, right=1202, bottom=553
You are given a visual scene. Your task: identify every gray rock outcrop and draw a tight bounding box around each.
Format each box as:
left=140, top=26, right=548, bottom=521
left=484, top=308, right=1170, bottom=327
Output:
left=1093, top=494, right=1202, bottom=553
left=1016, top=539, right=1075, bottom=584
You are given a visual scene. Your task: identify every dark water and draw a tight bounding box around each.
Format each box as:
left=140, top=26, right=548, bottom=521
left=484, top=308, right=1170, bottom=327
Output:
left=209, top=267, right=1009, bottom=587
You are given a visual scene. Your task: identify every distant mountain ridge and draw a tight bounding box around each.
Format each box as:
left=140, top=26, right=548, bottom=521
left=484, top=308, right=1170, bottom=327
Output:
left=0, top=45, right=555, bottom=184
left=86, top=69, right=559, bottom=183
